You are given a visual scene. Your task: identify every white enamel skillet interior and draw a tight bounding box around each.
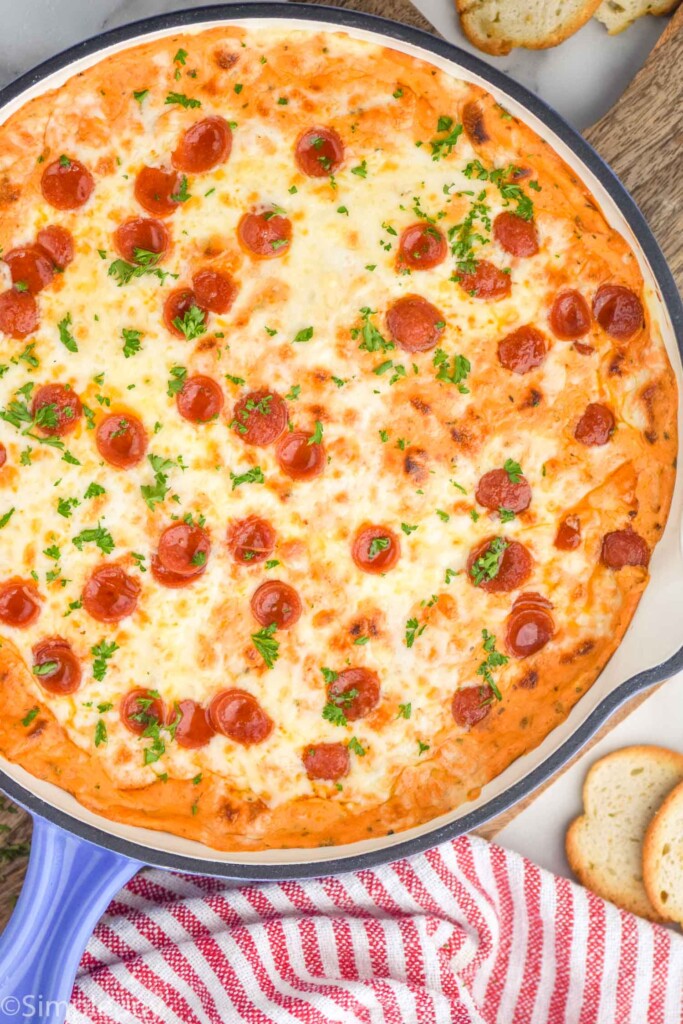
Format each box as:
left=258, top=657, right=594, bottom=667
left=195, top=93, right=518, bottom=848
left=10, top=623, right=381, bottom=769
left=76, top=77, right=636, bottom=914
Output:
left=0, top=3, right=681, bottom=880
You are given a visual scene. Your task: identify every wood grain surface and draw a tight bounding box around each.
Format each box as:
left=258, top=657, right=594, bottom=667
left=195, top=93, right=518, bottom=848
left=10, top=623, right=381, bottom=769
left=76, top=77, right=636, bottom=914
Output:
left=0, top=1, right=679, bottom=929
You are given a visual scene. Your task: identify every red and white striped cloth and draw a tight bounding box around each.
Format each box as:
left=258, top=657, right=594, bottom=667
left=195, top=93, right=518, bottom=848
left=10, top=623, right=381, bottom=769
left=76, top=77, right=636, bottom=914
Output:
left=68, top=835, right=682, bottom=1024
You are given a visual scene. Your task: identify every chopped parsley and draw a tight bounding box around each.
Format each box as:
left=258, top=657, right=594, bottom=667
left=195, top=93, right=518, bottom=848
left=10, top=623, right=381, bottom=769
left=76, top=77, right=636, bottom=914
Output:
left=430, top=116, right=463, bottom=161
left=122, top=328, right=143, bottom=358
left=351, top=160, right=368, bottom=178
left=33, top=661, right=58, bottom=677
left=499, top=507, right=516, bottom=523
left=91, top=639, right=119, bottom=682
left=348, top=737, right=366, bottom=756
left=417, top=740, right=430, bottom=755
left=405, top=617, right=426, bottom=648
left=94, top=719, right=108, bottom=747
left=133, top=89, right=149, bottom=105
left=401, top=523, right=418, bottom=535
left=504, top=458, right=523, bottom=483
left=444, top=567, right=459, bottom=584
left=165, top=91, right=201, bottom=109
left=285, top=384, right=301, bottom=401
left=0, top=508, right=14, bottom=530
left=368, top=536, right=390, bottom=559
left=21, top=707, right=39, bottom=727
left=170, top=175, right=191, bottom=204
left=476, top=629, right=509, bottom=701
left=230, top=466, right=265, bottom=490
left=433, top=349, right=471, bottom=392
left=251, top=622, right=279, bottom=669
left=356, top=307, right=394, bottom=354
left=140, top=453, right=175, bottom=510
left=72, top=523, right=115, bottom=555
left=57, top=313, right=78, bottom=353
left=167, top=366, right=188, bottom=397
left=108, top=253, right=177, bottom=287
left=293, top=326, right=314, bottom=343
left=173, top=305, right=206, bottom=341
left=397, top=702, right=412, bottom=719
left=57, top=496, right=80, bottom=519
left=308, top=421, right=323, bottom=445
left=470, top=537, right=508, bottom=586
left=321, top=667, right=339, bottom=684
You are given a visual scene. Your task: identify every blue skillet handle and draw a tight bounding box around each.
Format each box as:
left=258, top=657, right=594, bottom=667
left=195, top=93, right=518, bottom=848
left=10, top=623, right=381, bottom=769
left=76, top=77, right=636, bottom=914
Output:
left=0, top=815, right=141, bottom=1023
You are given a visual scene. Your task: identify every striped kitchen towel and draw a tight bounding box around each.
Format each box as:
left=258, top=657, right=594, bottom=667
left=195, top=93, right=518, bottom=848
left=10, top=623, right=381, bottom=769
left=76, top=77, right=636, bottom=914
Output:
left=68, top=835, right=683, bottom=1024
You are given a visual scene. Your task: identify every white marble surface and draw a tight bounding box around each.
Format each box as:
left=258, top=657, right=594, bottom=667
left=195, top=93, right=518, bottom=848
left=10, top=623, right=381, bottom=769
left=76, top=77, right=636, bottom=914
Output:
left=0, top=0, right=668, bottom=131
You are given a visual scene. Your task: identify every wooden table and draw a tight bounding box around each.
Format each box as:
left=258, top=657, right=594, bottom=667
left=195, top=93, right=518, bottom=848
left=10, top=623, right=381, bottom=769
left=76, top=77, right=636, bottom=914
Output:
left=0, top=0, right=680, bottom=929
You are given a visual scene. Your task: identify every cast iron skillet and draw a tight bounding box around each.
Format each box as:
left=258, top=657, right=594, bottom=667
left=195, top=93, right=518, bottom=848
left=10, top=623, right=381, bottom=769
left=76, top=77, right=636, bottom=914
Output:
left=0, top=6, right=681, bottom=1019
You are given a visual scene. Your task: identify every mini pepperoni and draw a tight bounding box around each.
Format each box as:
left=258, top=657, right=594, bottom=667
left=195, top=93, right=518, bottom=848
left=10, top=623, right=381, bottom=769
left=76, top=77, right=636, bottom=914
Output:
left=82, top=565, right=140, bottom=623
left=31, top=383, right=81, bottom=436
left=232, top=390, right=288, bottom=447
left=302, top=742, right=350, bottom=781
left=0, top=580, right=41, bottom=628
left=0, top=289, right=38, bottom=338
left=238, top=209, right=292, bottom=258
left=0, top=444, right=6, bottom=468
left=228, top=516, right=276, bottom=565
left=250, top=580, right=302, bottom=629
left=457, top=260, right=511, bottom=300
left=574, top=403, right=615, bottom=446
left=397, top=223, right=446, bottom=271
left=467, top=536, right=533, bottom=592
left=276, top=431, right=326, bottom=481
left=36, top=225, right=74, bottom=269
left=114, top=217, right=169, bottom=263
left=134, top=166, right=185, bottom=217
left=163, top=288, right=206, bottom=337
left=451, top=686, right=492, bottom=728
left=32, top=637, right=81, bottom=695
left=192, top=268, right=236, bottom=314
left=497, top=325, right=547, bottom=374
left=157, top=522, right=211, bottom=577
left=476, top=468, right=531, bottom=514
left=120, top=688, right=167, bottom=735
left=328, top=667, right=380, bottom=721
left=209, top=689, right=273, bottom=745
left=151, top=554, right=202, bottom=589
left=493, top=211, right=539, bottom=257
left=549, top=290, right=591, bottom=340
left=96, top=413, right=148, bottom=468
left=177, top=375, right=223, bottom=423
left=41, top=157, right=94, bottom=210
left=601, top=529, right=650, bottom=569
left=3, top=246, right=54, bottom=294
left=506, top=592, right=554, bottom=658
left=175, top=699, right=216, bottom=748
left=352, top=525, right=401, bottom=574
left=592, top=284, right=644, bottom=340
left=172, top=116, right=232, bottom=173
left=555, top=515, right=581, bottom=551
left=386, top=295, right=444, bottom=353
left=294, top=127, right=344, bottom=177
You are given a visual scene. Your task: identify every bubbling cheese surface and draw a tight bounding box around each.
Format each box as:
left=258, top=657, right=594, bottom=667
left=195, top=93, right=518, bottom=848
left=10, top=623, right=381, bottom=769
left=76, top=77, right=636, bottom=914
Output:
left=0, top=26, right=675, bottom=849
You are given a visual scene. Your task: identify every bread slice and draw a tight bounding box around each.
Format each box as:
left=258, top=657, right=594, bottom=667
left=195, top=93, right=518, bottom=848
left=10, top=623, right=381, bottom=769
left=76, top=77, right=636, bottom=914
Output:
left=566, top=746, right=683, bottom=920
left=643, top=780, right=683, bottom=923
left=456, top=0, right=603, bottom=55
left=595, top=0, right=681, bottom=35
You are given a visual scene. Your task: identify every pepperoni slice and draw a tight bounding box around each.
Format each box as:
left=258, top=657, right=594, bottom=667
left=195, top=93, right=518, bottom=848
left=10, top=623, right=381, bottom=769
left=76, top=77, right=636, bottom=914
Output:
left=32, top=638, right=81, bottom=695
left=175, top=699, right=216, bottom=748
left=601, top=529, right=650, bottom=569
left=163, top=288, right=206, bottom=337
left=82, top=565, right=140, bottom=623
left=302, top=742, right=350, bottom=781
left=134, top=166, right=185, bottom=217
left=555, top=515, right=581, bottom=551
left=228, top=516, right=276, bottom=565
left=0, top=289, right=38, bottom=338
left=96, top=413, right=148, bottom=468
left=157, top=522, right=211, bottom=577
left=31, top=383, right=81, bottom=436
left=476, top=468, right=531, bottom=514
left=232, top=390, right=288, bottom=446
left=41, top=157, right=94, bottom=210
left=151, top=554, right=202, bottom=589
left=294, top=127, right=344, bottom=177
left=386, top=295, right=444, bottom=353
left=451, top=686, right=492, bottom=728
left=0, top=443, right=6, bottom=468
left=462, top=100, right=489, bottom=144
left=36, top=225, right=74, bottom=269
left=592, top=284, right=644, bottom=340
left=457, top=261, right=511, bottom=300
left=328, top=667, right=380, bottom=721
left=352, top=525, right=401, bottom=574
left=276, top=431, right=326, bottom=481
left=0, top=580, right=41, bottom=628
left=114, top=217, right=169, bottom=264
left=209, top=689, right=273, bottom=745
left=493, top=211, right=539, bottom=257
left=172, top=116, right=232, bottom=173
left=177, top=375, right=223, bottom=423
left=238, top=209, right=292, bottom=258
left=250, top=580, right=302, bottom=629
left=467, top=536, right=533, bottom=592
left=506, top=592, right=554, bottom=657
left=397, top=223, right=446, bottom=271
left=192, top=268, right=237, bottom=314
left=120, top=688, right=167, bottom=735
left=497, top=325, right=547, bottom=374
left=574, top=403, right=615, bottom=446
left=3, top=246, right=54, bottom=294
left=549, top=290, right=591, bottom=340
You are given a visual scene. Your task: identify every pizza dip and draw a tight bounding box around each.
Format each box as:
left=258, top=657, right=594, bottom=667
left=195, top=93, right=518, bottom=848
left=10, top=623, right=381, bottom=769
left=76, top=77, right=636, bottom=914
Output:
left=0, top=26, right=676, bottom=850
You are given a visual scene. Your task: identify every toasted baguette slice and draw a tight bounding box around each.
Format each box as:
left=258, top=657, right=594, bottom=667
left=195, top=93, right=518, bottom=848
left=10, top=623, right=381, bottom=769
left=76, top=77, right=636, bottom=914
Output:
left=456, top=0, right=602, bottom=55
left=595, top=0, right=681, bottom=34
left=643, top=780, right=683, bottom=923
left=566, top=746, right=683, bottom=920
